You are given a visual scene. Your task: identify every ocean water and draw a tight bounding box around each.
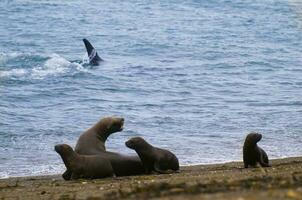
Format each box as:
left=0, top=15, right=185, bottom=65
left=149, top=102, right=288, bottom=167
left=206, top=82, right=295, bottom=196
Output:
left=0, top=0, right=302, bottom=178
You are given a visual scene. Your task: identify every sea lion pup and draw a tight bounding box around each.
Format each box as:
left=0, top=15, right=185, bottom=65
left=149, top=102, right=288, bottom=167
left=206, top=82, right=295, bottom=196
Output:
left=243, top=132, right=271, bottom=168
left=63, top=117, right=144, bottom=180
left=125, top=137, right=179, bottom=174
left=55, top=144, right=114, bottom=180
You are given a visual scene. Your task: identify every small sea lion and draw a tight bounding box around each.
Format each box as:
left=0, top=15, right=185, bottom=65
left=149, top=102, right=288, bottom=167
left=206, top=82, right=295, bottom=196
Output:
left=243, top=132, right=271, bottom=168
left=55, top=144, right=114, bottom=180
left=125, top=137, right=179, bottom=174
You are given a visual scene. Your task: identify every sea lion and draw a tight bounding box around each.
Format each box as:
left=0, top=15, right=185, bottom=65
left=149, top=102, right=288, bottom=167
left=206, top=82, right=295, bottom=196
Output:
left=62, top=117, right=144, bottom=180
left=243, top=132, right=271, bottom=168
left=55, top=144, right=114, bottom=180
left=125, top=137, right=179, bottom=174
left=75, top=117, right=124, bottom=154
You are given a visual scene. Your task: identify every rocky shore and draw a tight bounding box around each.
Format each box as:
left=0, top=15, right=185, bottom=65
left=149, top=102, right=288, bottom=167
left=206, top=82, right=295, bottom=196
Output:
left=1, top=157, right=302, bottom=200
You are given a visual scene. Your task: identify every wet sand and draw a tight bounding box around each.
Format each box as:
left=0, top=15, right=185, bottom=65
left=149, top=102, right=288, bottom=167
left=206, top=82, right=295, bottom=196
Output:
left=1, top=157, right=302, bottom=200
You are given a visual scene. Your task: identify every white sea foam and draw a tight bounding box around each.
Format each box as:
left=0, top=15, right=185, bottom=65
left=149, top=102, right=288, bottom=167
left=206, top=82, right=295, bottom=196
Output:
left=28, top=164, right=65, bottom=176
left=0, top=52, right=27, bottom=65
left=0, top=52, right=88, bottom=80
left=31, top=54, right=70, bottom=79
left=0, top=68, right=27, bottom=78
left=34, top=54, right=89, bottom=78
left=0, top=52, right=8, bottom=65
left=0, top=172, right=9, bottom=179
left=1, top=52, right=24, bottom=59
left=0, top=164, right=65, bottom=179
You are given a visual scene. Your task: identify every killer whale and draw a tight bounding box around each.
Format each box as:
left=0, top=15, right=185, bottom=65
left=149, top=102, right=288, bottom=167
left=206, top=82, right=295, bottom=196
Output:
left=83, top=38, right=103, bottom=65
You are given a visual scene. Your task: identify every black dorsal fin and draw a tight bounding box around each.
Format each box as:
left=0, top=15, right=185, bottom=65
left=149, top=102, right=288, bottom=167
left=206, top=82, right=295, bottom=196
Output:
left=83, top=38, right=103, bottom=65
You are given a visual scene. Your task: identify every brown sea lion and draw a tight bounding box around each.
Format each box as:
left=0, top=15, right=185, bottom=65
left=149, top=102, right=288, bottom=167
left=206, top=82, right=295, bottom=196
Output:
left=125, top=137, right=179, bottom=174
left=63, top=117, right=144, bottom=180
left=75, top=117, right=125, bottom=154
left=55, top=144, right=114, bottom=180
left=243, top=132, right=271, bottom=168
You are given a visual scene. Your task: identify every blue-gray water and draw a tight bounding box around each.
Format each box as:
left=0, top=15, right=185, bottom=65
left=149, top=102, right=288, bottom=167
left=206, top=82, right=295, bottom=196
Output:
left=0, top=0, right=302, bottom=178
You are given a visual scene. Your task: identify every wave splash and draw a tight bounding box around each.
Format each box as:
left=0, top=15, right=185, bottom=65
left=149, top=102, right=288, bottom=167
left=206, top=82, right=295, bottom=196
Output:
left=0, top=164, right=66, bottom=179
left=0, top=52, right=87, bottom=80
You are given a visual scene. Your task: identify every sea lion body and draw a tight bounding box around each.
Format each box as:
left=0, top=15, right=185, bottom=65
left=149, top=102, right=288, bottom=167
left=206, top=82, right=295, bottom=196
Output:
left=63, top=117, right=144, bottom=180
left=75, top=117, right=125, bottom=154
left=55, top=144, right=114, bottom=180
left=126, top=137, right=179, bottom=174
left=243, top=132, right=271, bottom=168
left=98, top=151, right=144, bottom=176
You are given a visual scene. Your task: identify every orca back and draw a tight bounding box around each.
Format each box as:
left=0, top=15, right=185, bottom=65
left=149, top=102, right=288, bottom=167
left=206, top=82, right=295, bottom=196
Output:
left=83, top=38, right=103, bottom=65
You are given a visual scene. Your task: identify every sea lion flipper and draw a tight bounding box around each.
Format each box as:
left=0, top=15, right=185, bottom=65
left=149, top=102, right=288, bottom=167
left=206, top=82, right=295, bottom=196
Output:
left=154, top=162, right=176, bottom=174
left=153, top=159, right=173, bottom=174
left=62, top=169, right=72, bottom=180
left=259, top=148, right=271, bottom=167
left=154, top=162, right=167, bottom=174
left=260, top=148, right=269, bottom=163
left=71, top=172, right=80, bottom=180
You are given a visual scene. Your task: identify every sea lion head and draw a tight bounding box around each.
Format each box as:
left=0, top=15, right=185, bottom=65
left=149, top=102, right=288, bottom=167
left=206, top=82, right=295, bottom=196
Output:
left=244, top=132, right=262, bottom=146
left=99, top=117, right=124, bottom=135
left=55, top=144, right=76, bottom=171
left=54, top=144, right=74, bottom=156
left=125, top=137, right=148, bottom=150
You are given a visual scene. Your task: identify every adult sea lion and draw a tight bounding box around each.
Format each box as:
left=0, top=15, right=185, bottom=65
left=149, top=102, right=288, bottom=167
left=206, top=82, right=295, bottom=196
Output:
left=75, top=117, right=125, bottom=154
left=125, top=137, right=179, bottom=174
left=63, top=117, right=144, bottom=180
left=55, top=144, right=114, bottom=180
left=243, top=132, right=271, bottom=168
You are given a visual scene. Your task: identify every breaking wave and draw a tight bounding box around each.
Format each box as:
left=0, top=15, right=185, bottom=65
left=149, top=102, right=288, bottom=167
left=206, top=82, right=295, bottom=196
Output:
left=0, top=52, right=88, bottom=80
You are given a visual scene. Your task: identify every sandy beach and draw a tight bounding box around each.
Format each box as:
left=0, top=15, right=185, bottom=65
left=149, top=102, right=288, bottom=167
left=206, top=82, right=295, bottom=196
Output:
left=1, top=157, right=302, bottom=200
